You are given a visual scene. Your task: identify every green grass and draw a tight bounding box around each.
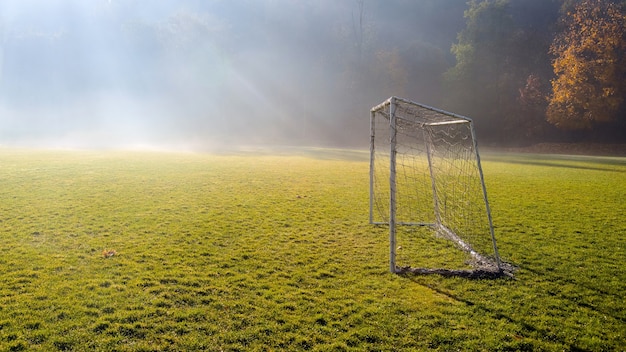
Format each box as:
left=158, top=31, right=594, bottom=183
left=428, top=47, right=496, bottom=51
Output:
left=0, top=147, right=624, bottom=351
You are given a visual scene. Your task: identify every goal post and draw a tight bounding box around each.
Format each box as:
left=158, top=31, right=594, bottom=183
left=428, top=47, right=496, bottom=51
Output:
left=370, top=97, right=502, bottom=275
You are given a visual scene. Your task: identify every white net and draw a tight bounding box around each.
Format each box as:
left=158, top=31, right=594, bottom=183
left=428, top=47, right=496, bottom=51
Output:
left=370, top=97, right=501, bottom=274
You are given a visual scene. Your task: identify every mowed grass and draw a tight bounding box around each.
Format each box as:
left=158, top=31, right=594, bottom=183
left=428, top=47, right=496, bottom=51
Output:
left=0, top=147, right=624, bottom=351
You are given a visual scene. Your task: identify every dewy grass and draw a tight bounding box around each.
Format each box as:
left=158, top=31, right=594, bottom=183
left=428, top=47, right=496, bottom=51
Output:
left=0, top=148, right=624, bottom=351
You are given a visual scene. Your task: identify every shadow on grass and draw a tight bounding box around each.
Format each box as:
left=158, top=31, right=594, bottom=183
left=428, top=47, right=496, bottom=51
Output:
left=213, top=146, right=370, bottom=161
left=402, top=273, right=593, bottom=352
left=523, top=266, right=626, bottom=325
left=484, top=153, right=626, bottom=172
left=491, top=159, right=626, bottom=173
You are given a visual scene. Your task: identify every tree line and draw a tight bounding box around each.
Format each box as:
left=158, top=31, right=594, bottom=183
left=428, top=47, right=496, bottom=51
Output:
left=367, top=0, right=626, bottom=144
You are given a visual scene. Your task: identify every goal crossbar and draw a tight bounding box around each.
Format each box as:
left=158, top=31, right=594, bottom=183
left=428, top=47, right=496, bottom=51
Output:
left=371, top=96, right=473, bottom=124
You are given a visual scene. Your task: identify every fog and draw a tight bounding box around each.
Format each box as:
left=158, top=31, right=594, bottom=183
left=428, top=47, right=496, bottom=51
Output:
left=0, top=0, right=466, bottom=150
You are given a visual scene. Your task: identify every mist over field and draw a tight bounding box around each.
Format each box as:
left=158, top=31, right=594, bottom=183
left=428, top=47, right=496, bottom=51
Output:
left=0, top=0, right=459, bottom=149
left=1, top=0, right=623, bottom=150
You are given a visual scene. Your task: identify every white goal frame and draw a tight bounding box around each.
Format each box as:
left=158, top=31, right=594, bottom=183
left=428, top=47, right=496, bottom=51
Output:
left=370, top=97, right=502, bottom=274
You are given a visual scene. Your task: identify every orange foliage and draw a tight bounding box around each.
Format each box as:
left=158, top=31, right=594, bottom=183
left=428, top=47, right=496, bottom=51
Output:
left=547, top=0, right=626, bottom=129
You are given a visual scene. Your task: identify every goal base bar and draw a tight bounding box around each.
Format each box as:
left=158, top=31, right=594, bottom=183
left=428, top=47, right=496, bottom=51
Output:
left=395, top=266, right=514, bottom=279
left=371, top=222, right=434, bottom=226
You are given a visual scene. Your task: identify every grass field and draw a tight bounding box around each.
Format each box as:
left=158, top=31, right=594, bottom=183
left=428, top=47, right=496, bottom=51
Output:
left=0, top=147, right=624, bottom=351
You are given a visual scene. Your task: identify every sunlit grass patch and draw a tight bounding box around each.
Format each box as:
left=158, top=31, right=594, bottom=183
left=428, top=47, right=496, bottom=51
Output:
left=0, top=148, right=624, bottom=351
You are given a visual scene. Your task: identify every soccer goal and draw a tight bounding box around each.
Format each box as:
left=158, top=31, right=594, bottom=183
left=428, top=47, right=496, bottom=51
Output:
left=370, top=97, right=502, bottom=276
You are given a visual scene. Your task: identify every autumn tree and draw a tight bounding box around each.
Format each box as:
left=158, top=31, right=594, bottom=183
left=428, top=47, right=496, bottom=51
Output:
left=547, top=0, right=626, bottom=130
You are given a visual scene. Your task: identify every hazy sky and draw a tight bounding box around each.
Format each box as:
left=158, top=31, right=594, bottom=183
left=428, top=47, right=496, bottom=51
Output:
left=0, top=0, right=464, bottom=150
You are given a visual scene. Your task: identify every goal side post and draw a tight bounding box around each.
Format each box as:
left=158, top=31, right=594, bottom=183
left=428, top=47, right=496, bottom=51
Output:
left=470, top=124, right=502, bottom=270
left=369, top=107, right=376, bottom=225
left=389, top=97, right=398, bottom=273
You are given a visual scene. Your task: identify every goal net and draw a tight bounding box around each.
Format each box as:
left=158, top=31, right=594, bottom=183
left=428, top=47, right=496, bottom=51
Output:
left=370, top=97, right=502, bottom=276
